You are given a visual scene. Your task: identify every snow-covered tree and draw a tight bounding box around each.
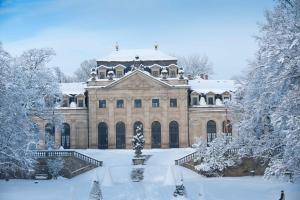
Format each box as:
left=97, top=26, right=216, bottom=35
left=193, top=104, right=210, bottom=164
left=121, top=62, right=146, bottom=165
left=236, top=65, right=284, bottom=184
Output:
left=47, top=157, right=64, bottom=179
left=194, top=136, right=238, bottom=177
left=0, top=43, right=62, bottom=177
left=229, top=0, right=300, bottom=179
left=74, top=59, right=97, bottom=82
left=132, top=125, right=145, bottom=157
left=177, top=54, right=213, bottom=79
left=173, top=180, right=187, bottom=199
left=89, top=179, right=103, bottom=200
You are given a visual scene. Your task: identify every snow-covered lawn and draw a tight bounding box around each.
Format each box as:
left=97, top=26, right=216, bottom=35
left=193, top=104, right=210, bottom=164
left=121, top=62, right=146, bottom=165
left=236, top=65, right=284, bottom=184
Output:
left=0, top=148, right=299, bottom=200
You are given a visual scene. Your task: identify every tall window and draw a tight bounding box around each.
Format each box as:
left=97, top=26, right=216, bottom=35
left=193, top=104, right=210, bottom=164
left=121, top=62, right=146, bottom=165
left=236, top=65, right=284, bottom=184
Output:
left=134, top=99, right=142, bottom=108
left=61, top=123, right=70, bottom=149
left=116, top=122, right=126, bottom=149
left=99, top=100, right=106, bottom=108
left=151, top=121, right=161, bottom=148
left=98, top=122, right=108, bottom=149
left=170, top=98, right=177, bottom=107
left=116, top=99, right=124, bottom=108
left=152, top=99, right=160, bottom=107
left=169, top=121, right=179, bottom=148
left=207, top=120, right=217, bottom=143
left=45, top=123, right=55, bottom=147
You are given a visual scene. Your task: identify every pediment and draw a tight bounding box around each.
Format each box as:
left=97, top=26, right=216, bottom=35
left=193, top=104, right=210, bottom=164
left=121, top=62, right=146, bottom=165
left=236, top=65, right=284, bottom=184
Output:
left=105, top=70, right=171, bottom=90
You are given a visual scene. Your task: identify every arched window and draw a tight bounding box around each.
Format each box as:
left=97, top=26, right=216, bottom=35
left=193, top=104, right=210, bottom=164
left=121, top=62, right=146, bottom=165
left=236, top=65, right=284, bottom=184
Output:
left=223, top=120, right=232, bottom=136
left=151, top=121, right=161, bottom=148
left=207, top=120, right=217, bottom=142
left=45, top=123, right=55, bottom=147
left=116, top=122, right=126, bottom=149
left=61, top=123, right=70, bottom=149
left=98, top=122, right=108, bottom=149
left=169, top=121, right=179, bottom=148
left=133, top=121, right=143, bottom=136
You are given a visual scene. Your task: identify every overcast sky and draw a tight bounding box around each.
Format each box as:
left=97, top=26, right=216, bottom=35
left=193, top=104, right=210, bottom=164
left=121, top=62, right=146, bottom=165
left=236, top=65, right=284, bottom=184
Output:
left=0, top=0, right=275, bottom=79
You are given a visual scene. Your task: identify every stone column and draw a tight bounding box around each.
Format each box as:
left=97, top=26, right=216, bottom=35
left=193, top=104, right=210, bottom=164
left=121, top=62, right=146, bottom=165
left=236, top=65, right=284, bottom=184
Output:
left=161, top=96, right=168, bottom=148
left=144, top=97, right=151, bottom=148
left=88, top=93, right=97, bottom=148
left=37, top=122, right=46, bottom=150
left=70, top=120, right=77, bottom=149
left=126, top=96, right=132, bottom=149
left=108, top=97, right=115, bottom=148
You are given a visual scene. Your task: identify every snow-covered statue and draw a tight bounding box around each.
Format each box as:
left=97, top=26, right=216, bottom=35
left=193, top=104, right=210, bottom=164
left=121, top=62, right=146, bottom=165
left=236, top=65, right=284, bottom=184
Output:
left=132, top=124, right=145, bottom=157
left=89, top=179, right=103, bottom=200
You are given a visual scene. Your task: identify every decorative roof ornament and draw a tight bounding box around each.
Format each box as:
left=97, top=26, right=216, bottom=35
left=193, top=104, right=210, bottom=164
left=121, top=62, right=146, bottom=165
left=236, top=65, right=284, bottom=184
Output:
left=90, top=68, right=97, bottom=80
left=162, top=67, right=168, bottom=80
left=108, top=71, right=114, bottom=80
left=154, top=42, right=158, bottom=50
left=178, top=68, right=184, bottom=79
left=115, top=42, right=119, bottom=51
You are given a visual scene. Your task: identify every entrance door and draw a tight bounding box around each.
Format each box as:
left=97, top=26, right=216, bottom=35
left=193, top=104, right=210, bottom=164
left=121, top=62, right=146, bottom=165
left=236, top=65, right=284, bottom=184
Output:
left=98, top=122, right=108, bottom=149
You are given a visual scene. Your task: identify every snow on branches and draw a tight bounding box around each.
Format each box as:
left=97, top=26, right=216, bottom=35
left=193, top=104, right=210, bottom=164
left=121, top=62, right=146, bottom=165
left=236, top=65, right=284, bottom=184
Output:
left=132, top=124, right=145, bottom=157
left=0, top=44, right=62, bottom=178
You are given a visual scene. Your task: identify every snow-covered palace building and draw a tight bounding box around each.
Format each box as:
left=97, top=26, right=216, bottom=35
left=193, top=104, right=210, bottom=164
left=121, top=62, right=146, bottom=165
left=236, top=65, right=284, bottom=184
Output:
left=37, top=47, right=235, bottom=149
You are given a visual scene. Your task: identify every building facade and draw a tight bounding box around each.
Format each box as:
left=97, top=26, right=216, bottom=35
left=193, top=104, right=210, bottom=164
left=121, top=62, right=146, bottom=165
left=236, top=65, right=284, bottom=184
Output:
left=36, top=47, right=235, bottom=149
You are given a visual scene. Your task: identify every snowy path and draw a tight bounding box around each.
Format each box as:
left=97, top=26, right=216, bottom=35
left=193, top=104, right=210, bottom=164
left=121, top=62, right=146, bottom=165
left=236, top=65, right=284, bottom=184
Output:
left=0, top=148, right=299, bottom=200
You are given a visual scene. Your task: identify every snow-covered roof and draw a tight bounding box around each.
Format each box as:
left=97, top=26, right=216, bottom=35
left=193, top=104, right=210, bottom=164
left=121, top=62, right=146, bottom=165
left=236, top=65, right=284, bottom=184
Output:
left=60, top=82, right=86, bottom=95
left=98, top=49, right=177, bottom=62
left=189, top=79, right=236, bottom=94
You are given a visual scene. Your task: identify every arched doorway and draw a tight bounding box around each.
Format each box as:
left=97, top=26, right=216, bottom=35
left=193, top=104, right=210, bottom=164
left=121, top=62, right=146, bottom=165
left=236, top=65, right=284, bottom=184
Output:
left=45, top=123, right=55, bottom=147
left=151, top=121, right=161, bottom=148
left=61, top=123, right=70, bottom=149
left=133, top=121, right=143, bottom=136
left=116, top=122, right=126, bottom=149
left=169, top=121, right=179, bottom=148
left=207, top=120, right=217, bottom=142
left=98, top=122, right=108, bottom=149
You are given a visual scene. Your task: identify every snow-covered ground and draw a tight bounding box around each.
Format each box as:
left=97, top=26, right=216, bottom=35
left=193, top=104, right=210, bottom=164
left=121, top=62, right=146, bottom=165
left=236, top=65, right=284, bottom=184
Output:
left=0, top=148, right=299, bottom=200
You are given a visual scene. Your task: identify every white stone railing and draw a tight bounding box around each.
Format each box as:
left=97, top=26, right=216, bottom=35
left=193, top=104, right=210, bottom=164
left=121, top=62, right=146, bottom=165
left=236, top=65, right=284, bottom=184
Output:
left=31, top=150, right=103, bottom=167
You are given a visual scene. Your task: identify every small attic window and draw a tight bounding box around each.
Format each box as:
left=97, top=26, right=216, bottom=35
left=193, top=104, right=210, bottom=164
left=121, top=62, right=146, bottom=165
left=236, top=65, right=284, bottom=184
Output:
left=99, top=72, right=106, bottom=79
left=116, top=70, right=123, bottom=78
left=170, top=70, right=176, bottom=78
left=152, top=71, right=159, bottom=77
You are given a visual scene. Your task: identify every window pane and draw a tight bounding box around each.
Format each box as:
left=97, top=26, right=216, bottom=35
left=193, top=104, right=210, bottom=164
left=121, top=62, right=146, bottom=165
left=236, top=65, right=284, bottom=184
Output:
left=192, top=97, right=198, bottom=105
left=208, top=97, right=214, bottom=105
left=152, top=99, right=159, bottom=107
left=134, top=99, right=142, bottom=108
left=117, top=99, right=124, bottom=108
left=170, top=98, right=177, bottom=107
left=99, top=100, right=106, bottom=108
left=78, top=100, right=84, bottom=107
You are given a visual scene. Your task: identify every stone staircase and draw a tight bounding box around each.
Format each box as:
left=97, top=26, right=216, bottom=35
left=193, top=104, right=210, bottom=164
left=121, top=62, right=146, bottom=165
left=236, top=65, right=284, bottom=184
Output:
left=32, top=150, right=103, bottom=179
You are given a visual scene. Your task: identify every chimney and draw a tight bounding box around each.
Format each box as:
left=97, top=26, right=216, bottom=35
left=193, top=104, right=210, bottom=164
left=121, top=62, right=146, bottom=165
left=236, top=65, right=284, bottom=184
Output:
left=200, top=74, right=204, bottom=79
left=205, top=74, right=208, bottom=80
left=154, top=43, right=158, bottom=50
